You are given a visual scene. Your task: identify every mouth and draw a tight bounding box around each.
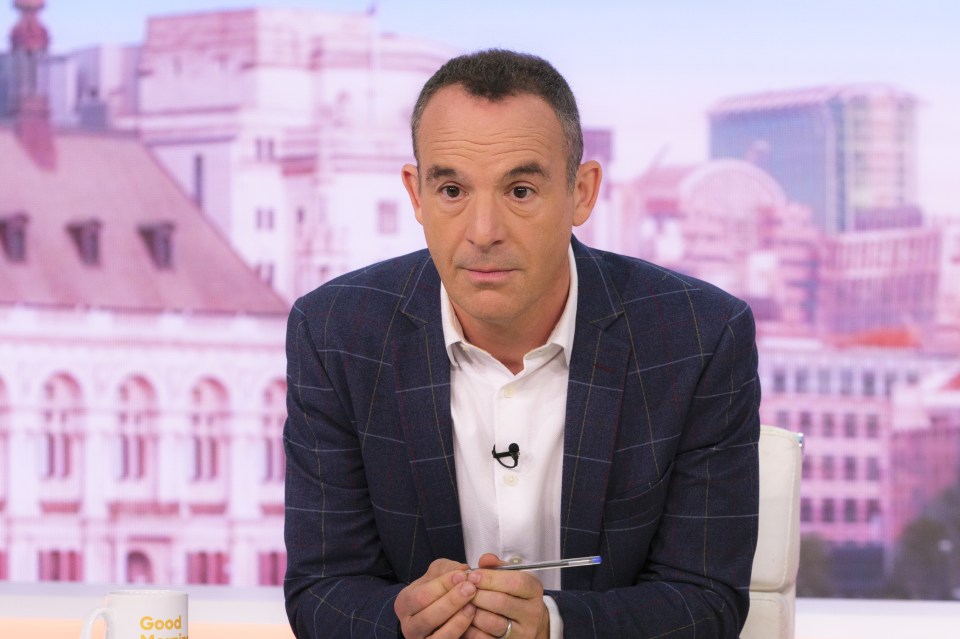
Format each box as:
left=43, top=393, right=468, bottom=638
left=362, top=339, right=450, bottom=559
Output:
left=462, top=267, right=515, bottom=284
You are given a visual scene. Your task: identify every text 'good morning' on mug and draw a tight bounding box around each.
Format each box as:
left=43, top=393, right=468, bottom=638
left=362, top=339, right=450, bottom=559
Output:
left=81, top=589, right=188, bottom=639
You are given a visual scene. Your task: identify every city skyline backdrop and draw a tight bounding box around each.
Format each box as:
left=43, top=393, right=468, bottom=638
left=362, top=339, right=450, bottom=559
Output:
left=2, top=0, right=960, bottom=601
left=1, top=0, right=957, bottom=216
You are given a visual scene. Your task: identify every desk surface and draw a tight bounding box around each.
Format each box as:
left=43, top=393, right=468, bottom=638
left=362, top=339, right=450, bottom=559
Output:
left=0, top=618, right=294, bottom=639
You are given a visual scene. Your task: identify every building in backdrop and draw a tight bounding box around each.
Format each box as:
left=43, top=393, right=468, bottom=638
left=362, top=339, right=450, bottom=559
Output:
left=616, top=158, right=819, bottom=333
left=0, top=1, right=288, bottom=586
left=2, top=1, right=960, bottom=595
left=709, top=86, right=918, bottom=236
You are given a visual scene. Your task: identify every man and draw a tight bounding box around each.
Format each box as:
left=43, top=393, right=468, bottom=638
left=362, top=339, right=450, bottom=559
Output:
left=284, top=49, right=759, bottom=638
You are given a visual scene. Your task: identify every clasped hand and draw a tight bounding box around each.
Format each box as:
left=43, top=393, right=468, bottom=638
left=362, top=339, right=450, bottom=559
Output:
left=395, top=553, right=550, bottom=639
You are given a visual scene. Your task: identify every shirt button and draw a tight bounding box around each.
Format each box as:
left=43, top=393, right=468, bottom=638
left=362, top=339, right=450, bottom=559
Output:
left=503, top=473, right=518, bottom=486
left=503, top=386, right=516, bottom=398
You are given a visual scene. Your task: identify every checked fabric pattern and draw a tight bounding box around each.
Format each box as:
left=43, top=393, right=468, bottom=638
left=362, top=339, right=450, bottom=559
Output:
left=283, top=238, right=760, bottom=638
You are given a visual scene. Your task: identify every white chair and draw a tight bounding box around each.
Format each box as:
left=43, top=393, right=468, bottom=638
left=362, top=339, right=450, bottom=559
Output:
left=741, top=425, right=803, bottom=639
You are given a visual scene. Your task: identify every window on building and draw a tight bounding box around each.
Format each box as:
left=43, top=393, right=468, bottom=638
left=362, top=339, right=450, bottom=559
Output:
left=66, top=219, right=102, bottom=266
left=0, top=211, right=28, bottom=263
left=866, top=457, right=881, bottom=481
left=255, top=208, right=276, bottom=230
left=772, top=368, right=787, bottom=393
left=126, top=551, right=154, bottom=584
left=138, top=222, right=175, bottom=269
left=798, top=411, right=812, bottom=434
left=863, top=371, right=876, bottom=397
left=378, top=200, right=399, bottom=235
left=821, top=455, right=835, bottom=480
left=844, top=413, right=857, bottom=438
left=262, top=380, right=287, bottom=483
left=818, top=369, right=832, bottom=395
left=186, top=551, right=229, bottom=585
left=839, top=369, right=854, bottom=396
left=822, top=413, right=836, bottom=438
left=844, top=456, right=857, bottom=480
left=38, top=550, right=82, bottom=582
left=117, top=377, right=156, bottom=482
left=822, top=499, right=836, bottom=523
left=255, top=137, right=275, bottom=161
left=258, top=551, right=287, bottom=586
left=40, top=374, right=82, bottom=479
left=844, top=499, right=858, bottom=523
left=800, top=498, right=813, bottom=523
left=866, top=499, right=881, bottom=522
left=775, top=410, right=790, bottom=429
left=884, top=372, right=897, bottom=397
left=0, top=550, right=6, bottom=580
left=296, top=207, right=306, bottom=226
left=795, top=368, right=809, bottom=394
left=193, top=154, right=204, bottom=209
left=865, top=414, right=880, bottom=438
left=189, top=379, right=228, bottom=482
left=255, top=262, right=275, bottom=286
left=802, top=457, right=813, bottom=480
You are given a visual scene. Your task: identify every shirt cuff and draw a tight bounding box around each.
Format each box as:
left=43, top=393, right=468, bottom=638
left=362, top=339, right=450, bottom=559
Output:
left=543, top=595, right=564, bottom=639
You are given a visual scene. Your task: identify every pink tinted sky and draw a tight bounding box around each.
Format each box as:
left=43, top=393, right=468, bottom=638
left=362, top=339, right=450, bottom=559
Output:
left=2, top=0, right=957, bottom=215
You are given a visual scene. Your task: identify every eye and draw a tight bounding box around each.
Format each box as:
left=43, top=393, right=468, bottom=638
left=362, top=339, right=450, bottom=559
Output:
left=441, top=185, right=462, bottom=198
left=512, top=186, right=532, bottom=199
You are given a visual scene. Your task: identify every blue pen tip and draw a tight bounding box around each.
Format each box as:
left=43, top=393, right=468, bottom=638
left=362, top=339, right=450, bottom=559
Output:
left=591, top=556, right=602, bottom=564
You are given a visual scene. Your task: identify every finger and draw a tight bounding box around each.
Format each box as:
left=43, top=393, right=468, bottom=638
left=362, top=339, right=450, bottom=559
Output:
left=398, top=566, right=469, bottom=618
left=471, top=588, right=522, bottom=620
left=476, top=553, right=504, bottom=569
left=466, top=606, right=510, bottom=638
left=402, top=578, right=478, bottom=638
left=469, top=568, right=543, bottom=600
left=416, top=558, right=470, bottom=584
left=428, top=600, right=478, bottom=639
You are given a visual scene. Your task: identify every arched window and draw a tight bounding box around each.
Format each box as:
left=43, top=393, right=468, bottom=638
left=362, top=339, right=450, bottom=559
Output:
left=186, top=550, right=229, bottom=584
left=38, top=549, right=82, bottom=582
left=116, top=376, right=157, bottom=481
left=40, top=374, right=82, bottom=479
left=189, top=378, right=228, bottom=482
left=126, top=550, right=154, bottom=584
left=257, top=550, right=286, bottom=586
left=262, top=379, right=286, bottom=483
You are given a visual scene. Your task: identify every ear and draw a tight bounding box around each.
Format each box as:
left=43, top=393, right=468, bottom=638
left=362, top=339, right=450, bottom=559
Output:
left=572, top=160, right=602, bottom=227
left=401, top=163, right=424, bottom=224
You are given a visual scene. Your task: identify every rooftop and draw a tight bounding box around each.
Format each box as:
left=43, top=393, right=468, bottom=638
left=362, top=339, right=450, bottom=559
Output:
left=710, top=84, right=916, bottom=115
left=0, top=125, right=287, bottom=315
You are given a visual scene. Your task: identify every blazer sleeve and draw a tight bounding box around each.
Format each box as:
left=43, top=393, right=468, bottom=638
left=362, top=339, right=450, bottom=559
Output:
left=551, top=302, right=761, bottom=638
left=283, top=299, right=405, bottom=638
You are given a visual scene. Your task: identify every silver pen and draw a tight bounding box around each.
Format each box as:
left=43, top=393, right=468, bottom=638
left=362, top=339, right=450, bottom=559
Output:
left=485, top=555, right=602, bottom=571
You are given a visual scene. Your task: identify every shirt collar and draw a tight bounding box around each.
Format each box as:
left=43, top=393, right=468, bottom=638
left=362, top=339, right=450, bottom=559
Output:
left=441, top=244, right=578, bottom=368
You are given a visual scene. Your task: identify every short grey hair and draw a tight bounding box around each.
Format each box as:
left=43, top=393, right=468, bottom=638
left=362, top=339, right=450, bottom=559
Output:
left=411, top=49, right=584, bottom=187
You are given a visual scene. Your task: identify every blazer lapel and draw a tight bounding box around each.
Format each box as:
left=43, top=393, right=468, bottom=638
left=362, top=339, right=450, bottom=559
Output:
left=393, top=256, right=466, bottom=563
left=561, top=240, right=631, bottom=589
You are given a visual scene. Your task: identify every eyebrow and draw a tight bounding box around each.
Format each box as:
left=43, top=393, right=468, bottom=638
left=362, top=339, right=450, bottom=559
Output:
left=423, top=162, right=550, bottom=184
left=505, top=162, right=549, bottom=181
left=424, top=165, right=459, bottom=184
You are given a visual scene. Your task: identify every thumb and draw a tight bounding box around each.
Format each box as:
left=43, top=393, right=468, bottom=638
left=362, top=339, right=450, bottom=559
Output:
left=476, top=553, right=504, bottom=569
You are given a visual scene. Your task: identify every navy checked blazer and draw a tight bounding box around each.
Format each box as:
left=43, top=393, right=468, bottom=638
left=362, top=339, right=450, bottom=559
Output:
left=284, top=238, right=760, bottom=638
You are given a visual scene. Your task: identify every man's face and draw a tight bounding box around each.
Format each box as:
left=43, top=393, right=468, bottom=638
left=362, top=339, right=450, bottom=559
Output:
left=402, top=85, right=600, bottom=340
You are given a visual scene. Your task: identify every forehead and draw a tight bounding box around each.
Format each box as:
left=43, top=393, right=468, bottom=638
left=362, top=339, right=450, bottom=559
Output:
left=416, top=85, right=566, bottom=168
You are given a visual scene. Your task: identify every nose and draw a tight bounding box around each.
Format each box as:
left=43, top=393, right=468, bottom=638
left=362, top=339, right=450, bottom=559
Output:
left=464, top=193, right=506, bottom=250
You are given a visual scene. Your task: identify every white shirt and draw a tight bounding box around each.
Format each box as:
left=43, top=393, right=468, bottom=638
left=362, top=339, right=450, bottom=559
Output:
left=441, top=245, right=577, bottom=638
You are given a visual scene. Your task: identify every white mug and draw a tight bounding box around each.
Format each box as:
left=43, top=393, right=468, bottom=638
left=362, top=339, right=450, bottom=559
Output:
left=81, top=589, right=188, bottom=639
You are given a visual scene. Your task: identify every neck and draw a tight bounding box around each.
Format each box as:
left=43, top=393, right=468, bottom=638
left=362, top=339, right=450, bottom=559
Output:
left=453, top=279, right=569, bottom=376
